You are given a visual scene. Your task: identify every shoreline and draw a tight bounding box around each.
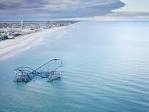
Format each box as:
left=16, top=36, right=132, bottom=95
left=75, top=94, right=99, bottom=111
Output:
left=0, top=27, right=65, bottom=60
left=0, top=30, right=43, bottom=59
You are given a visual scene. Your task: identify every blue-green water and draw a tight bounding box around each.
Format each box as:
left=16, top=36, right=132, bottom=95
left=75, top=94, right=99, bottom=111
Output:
left=0, top=21, right=149, bottom=112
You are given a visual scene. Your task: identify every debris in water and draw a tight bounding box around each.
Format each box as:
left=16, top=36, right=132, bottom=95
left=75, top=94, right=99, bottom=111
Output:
left=14, top=59, right=63, bottom=83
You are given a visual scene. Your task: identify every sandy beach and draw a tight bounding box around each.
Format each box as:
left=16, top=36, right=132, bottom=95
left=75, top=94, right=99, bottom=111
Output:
left=0, top=24, right=73, bottom=60
left=0, top=29, right=52, bottom=59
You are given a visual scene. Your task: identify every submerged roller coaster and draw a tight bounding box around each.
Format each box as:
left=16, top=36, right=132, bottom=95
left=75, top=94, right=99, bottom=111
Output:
left=14, top=59, right=63, bottom=83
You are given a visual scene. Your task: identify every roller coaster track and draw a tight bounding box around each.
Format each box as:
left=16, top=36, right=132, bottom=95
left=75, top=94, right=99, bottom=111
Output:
left=14, top=59, right=63, bottom=83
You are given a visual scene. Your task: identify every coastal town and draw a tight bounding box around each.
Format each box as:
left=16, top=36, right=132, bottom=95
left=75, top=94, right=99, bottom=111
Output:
left=0, top=21, right=77, bottom=41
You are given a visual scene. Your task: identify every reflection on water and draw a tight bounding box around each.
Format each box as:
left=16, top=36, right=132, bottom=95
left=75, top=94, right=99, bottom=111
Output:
left=0, top=21, right=149, bottom=112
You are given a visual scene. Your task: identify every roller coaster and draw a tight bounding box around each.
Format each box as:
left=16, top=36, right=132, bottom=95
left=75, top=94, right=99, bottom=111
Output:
left=14, top=59, right=63, bottom=83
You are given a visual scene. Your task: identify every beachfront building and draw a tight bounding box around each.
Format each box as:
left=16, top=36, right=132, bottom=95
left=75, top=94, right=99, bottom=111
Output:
left=0, top=21, right=77, bottom=41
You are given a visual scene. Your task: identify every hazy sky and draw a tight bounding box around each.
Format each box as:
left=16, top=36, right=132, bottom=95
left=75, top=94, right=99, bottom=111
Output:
left=117, top=0, right=149, bottom=12
left=0, top=0, right=149, bottom=20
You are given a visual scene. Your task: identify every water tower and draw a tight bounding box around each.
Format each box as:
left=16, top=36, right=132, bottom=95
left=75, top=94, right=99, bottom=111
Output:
left=21, top=20, right=23, bottom=30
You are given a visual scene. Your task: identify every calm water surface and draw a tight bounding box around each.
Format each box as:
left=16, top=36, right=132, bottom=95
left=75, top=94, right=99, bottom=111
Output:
left=0, top=21, right=149, bottom=112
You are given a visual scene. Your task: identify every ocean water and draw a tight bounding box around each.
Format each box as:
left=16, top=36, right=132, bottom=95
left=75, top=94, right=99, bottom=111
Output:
left=0, top=21, right=149, bottom=112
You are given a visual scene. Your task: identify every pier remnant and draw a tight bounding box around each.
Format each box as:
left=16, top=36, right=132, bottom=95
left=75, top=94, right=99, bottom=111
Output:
left=14, top=59, right=63, bottom=83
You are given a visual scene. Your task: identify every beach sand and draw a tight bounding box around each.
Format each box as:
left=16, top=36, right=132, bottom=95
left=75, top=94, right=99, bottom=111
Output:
left=0, top=29, right=56, bottom=59
left=0, top=23, right=77, bottom=60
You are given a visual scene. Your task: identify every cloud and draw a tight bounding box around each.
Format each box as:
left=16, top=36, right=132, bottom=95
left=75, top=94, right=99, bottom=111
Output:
left=0, top=0, right=125, bottom=20
left=0, top=0, right=47, bottom=9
